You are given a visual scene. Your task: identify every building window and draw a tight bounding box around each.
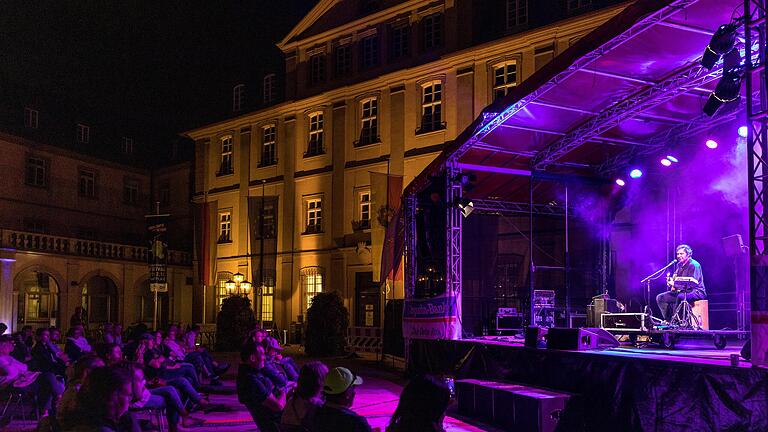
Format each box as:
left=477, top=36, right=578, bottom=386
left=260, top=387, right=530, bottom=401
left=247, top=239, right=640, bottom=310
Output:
left=309, top=54, right=326, bottom=86
left=261, top=124, right=277, bottom=166
left=233, top=84, right=245, bottom=112
left=25, top=156, right=48, bottom=188
left=218, top=211, right=232, bottom=243
left=122, top=137, right=134, bottom=155
left=422, top=13, right=443, bottom=51
left=506, top=0, right=528, bottom=29
left=361, top=34, right=379, bottom=69
left=306, top=112, right=324, bottom=157
left=24, top=108, right=38, bottom=129
left=390, top=25, right=410, bottom=60
left=216, top=271, right=233, bottom=309
left=567, top=0, right=592, bottom=11
left=492, top=61, right=518, bottom=101
left=123, top=179, right=139, bottom=205
left=305, top=198, right=322, bottom=234
left=261, top=282, right=274, bottom=323
left=159, top=181, right=170, bottom=207
left=418, top=81, right=444, bottom=133
left=76, top=124, right=90, bottom=144
left=78, top=169, right=96, bottom=198
left=219, top=136, right=234, bottom=175
left=300, top=266, right=324, bottom=313
left=334, top=44, right=352, bottom=77
left=359, top=191, right=371, bottom=229
left=534, top=44, right=555, bottom=71
left=357, top=98, right=378, bottom=146
left=263, top=74, right=276, bottom=105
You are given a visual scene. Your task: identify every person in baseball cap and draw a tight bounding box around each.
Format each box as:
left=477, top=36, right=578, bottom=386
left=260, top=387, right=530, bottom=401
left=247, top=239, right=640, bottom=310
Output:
left=314, top=367, right=371, bottom=432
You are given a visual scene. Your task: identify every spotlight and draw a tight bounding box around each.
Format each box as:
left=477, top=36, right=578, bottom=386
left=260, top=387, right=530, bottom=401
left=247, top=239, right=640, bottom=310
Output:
left=703, top=65, right=744, bottom=117
left=615, top=179, right=626, bottom=187
left=457, top=198, right=474, bottom=218
left=701, top=23, right=738, bottom=70
left=660, top=158, right=672, bottom=167
left=666, top=155, right=679, bottom=163
left=738, top=126, right=748, bottom=138
left=706, top=139, right=718, bottom=149
left=629, top=169, right=643, bottom=179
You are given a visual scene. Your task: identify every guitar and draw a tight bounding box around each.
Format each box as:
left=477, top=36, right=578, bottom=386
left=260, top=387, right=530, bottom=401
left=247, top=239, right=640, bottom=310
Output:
left=667, top=275, right=698, bottom=291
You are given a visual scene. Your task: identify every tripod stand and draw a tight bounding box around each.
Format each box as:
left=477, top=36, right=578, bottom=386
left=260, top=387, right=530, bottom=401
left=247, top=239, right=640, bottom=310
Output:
left=670, top=288, right=702, bottom=329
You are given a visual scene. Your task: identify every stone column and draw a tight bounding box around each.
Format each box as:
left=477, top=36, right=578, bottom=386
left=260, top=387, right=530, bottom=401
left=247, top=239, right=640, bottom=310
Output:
left=0, top=249, right=16, bottom=332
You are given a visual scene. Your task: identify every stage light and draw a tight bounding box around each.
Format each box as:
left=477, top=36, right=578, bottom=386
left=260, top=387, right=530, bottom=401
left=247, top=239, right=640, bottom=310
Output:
left=629, top=169, right=643, bottom=179
left=457, top=198, right=474, bottom=218
left=703, top=65, right=744, bottom=117
left=660, top=158, right=672, bottom=167
left=738, top=126, right=748, bottom=138
left=615, top=178, right=626, bottom=187
left=701, top=23, right=738, bottom=69
left=706, top=139, right=718, bottom=149
left=666, top=155, right=679, bottom=163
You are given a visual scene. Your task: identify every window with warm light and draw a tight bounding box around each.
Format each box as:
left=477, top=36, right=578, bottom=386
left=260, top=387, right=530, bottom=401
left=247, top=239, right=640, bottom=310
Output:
left=216, top=272, right=233, bottom=309
left=359, top=191, right=371, bottom=229
left=306, top=112, right=324, bottom=157
left=261, top=124, right=277, bottom=166
left=219, top=136, right=233, bottom=175
left=305, top=198, right=322, bottom=234
left=300, top=267, right=324, bottom=313
left=261, top=276, right=275, bottom=323
left=218, top=211, right=232, bottom=243
left=492, top=61, right=518, bottom=101
left=419, top=81, right=444, bottom=133
left=358, top=98, right=378, bottom=146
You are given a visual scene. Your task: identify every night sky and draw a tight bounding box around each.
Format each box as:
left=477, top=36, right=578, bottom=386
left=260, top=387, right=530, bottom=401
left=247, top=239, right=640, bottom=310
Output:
left=0, top=1, right=317, bottom=161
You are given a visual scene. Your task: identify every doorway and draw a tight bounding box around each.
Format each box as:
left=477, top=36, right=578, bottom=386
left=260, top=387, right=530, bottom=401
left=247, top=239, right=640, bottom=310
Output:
left=354, top=272, right=380, bottom=327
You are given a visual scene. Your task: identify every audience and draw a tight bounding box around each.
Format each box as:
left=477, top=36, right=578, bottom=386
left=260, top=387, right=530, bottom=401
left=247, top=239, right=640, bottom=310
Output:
left=265, top=336, right=300, bottom=382
left=237, top=342, right=290, bottom=432
left=312, top=366, right=371, bottom=432
left=281, top=361, right=328, bottom=429
left=31, top=327, right=68, bottom=376
left=59, top=366, right=137, bottom=432
left=141, top=332, right=201, bottom=389
left=164, top=325, right=228, bottom=385
left=58, top=355, right=105, bottom=420
left=386, top=375, right=450, bottom=432
left=11, top=330, right=32, bottom=362
left=0, top=334, right=64, bottom=417
left=65, top=325, right=92, bottom=362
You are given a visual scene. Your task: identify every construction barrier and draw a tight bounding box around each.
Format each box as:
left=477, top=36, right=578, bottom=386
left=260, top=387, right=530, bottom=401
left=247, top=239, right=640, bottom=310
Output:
left=347, top=326, right=383, bottom=355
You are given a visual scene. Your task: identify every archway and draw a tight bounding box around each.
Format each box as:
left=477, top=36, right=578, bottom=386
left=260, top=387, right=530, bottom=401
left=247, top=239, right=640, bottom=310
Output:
left=81, top=275, right=118, bottom=325
left=138, top=279, right=168, bottom=329
left=15, top=269, right=59, bottom=329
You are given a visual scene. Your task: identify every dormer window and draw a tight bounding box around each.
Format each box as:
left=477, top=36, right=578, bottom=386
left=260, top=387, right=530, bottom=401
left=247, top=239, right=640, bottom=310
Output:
left=233, top=84, right=245, bottom=112
left=76, top=124, right=90, bottom=143
left=24, top=108, right=38, bottom=129
left=263, top=74, right=276, bottom=104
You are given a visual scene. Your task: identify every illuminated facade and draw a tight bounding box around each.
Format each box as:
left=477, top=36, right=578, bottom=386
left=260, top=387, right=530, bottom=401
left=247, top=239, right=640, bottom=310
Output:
left=186, top=0, right=625, bottom=333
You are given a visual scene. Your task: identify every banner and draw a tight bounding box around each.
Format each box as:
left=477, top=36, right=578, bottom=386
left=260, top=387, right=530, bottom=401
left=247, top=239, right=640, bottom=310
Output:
left=248, top=196, right=279, bottom=316
left=370, top=172, right=403, bottom=282
left=193, top=201, right=218, bottom=287
left=403, top=295, right=460, bottom=340
left=147, top=214, right=169, bottom=292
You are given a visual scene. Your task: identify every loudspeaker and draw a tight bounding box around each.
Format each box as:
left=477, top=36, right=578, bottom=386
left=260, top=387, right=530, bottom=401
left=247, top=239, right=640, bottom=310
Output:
left=525, top=326, right=548, bottom=348
left=546, top=327, right=619, bottom=350
left=587, top=296, right=619, bottom=327
left=741, top=338, right=751, bottom=361
left=722, top=234, right=746, bottom=256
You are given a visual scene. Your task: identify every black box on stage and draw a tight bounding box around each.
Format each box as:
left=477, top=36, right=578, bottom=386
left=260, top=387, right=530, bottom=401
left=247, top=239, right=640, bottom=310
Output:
left=524, top=326, right=548, bottom=348
left=456, top=379, right=569, bottom=432
left=496, top=314, right=524, bottom=331
left=587, top=297, right=619, bottom=327
left=601, top=313, right=650, bottom=332
left=546, top=327, right=619, bottom=350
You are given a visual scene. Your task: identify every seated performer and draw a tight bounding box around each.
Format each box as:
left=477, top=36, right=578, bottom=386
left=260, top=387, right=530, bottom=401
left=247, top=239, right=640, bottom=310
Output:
left=656, top=244, right=706, bottom=322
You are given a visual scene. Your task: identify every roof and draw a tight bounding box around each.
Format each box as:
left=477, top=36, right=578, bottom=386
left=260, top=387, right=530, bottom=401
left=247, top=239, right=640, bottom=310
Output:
left=403, top=0, right=746, bottom=203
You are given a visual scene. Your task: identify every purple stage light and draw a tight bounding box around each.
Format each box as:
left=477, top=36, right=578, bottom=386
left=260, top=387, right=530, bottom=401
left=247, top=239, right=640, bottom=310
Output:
left=660, top=158, right=672, bottom=167
left=738, top=126, right=748, bottom=138
left=615, top=178, right=626, bottom=186
left=629, top=169, right=643, bottom=179
left=666, top=155, right=679, bottom=163
left=705, top=139, right=718, bottom=149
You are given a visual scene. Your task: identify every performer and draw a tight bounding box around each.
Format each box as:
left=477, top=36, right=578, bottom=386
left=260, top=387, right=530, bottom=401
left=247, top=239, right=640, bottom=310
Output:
left=656, top=244, right=706, bottom=322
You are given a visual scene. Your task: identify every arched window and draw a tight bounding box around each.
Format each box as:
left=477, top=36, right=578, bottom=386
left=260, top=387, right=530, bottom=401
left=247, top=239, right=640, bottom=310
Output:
left=81, top=276, right=118, bottom=325
left=16, top=270, right=58, bottom=328
left=216, top=271, right=233, bottom=309
left=300, top=266, right=324, bottom=314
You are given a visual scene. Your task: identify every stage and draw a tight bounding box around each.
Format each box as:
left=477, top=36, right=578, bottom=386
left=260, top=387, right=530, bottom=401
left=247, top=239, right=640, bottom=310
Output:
left=409, top=337, right=767, bottom=431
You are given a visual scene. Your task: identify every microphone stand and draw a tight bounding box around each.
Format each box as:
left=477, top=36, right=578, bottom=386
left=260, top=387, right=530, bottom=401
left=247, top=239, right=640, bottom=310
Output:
left=640, top=260, right=677, bottom=317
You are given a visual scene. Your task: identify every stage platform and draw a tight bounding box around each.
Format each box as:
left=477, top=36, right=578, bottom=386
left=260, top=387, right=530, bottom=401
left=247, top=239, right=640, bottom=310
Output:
left=409, top=336, right=767, bottom=431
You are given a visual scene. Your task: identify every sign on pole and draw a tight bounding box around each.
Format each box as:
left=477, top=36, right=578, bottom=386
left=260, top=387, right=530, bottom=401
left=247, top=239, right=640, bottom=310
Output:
left=146, top=207, right=171, bottom=328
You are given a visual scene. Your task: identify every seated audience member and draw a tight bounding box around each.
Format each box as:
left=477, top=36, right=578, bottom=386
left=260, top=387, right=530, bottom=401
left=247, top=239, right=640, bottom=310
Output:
left=65, top=325, right=92, bottom=362
left=58, top=366, right=138, bottom=432
left=281, top=361, right=328, bottom=428
left=118, top=362, right=205, bottom=432
left=102, top=323, right=115, bottom=344
left=237, top=342, right=289, bottom=432
left=386, top=375, right=451, bottom=432
left=142, top=332, right=201, bottom=389
left=10, top=331, right=32, bottom=362
left=164, top=325, right=229, bottom=383
left=31, top=327, right=67, bottom=376
left=313, top=367, right=371, bottom=432
left=95, top=343, right=124, bottom=366
left=265, top=337, right=299, bottom=382
left=58, top=355, right=105, bottom=420
left=0, top=334, right=64, bottom=417
left=112, top=324, right=124, bottom=347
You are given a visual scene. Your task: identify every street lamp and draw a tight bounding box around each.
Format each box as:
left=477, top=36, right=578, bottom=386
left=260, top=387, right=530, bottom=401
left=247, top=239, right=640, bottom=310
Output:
left=232, top=272, right=245, bottom=284
left=226, top=274, right=252, bottom=297
left=225, top=279, right=236, bottom=296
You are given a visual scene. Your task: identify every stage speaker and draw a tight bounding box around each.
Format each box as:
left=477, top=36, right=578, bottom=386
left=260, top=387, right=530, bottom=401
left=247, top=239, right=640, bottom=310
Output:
left=722, top=234, right=746, bottom=256
left=525, top=326, right=548, bottom=348
left=587, top=296, right=619, bottom=327
left=546, top=327, right=619, bottom=351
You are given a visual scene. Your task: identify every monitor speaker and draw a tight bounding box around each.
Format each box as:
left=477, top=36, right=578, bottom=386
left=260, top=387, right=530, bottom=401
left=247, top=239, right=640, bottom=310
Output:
left=546, top=327, right=619, bottom=350
left=524, top=326, right=548, bottom=348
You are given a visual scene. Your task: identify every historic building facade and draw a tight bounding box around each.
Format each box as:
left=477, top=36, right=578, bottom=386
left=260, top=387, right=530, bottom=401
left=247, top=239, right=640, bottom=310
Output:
left=186, top=0, right=625, bottom=335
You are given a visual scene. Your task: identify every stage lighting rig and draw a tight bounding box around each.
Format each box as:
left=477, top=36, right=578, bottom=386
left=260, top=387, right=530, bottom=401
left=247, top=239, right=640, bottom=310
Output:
left=701, top=23, right=739, bottom=70
left=457, top=198, right=474, bottom=218
left=703, top=53, right=744, bottom=117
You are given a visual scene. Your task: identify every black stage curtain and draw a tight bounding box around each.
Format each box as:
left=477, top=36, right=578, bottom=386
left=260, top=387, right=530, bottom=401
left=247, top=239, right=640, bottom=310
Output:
left=410, top=339, right=768, bottom=431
